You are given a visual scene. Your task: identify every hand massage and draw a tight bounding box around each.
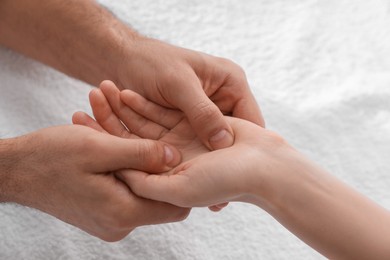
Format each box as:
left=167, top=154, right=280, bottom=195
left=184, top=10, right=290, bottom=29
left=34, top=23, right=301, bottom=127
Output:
left=1, top=0, right=389, bottom=259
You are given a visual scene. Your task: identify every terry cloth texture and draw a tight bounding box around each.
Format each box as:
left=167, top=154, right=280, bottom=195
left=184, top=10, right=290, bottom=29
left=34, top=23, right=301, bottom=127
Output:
left=0, top=0, right=389, bottom=259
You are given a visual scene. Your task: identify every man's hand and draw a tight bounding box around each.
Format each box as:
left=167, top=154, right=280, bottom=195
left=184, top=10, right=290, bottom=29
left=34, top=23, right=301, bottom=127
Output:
left=75, top=82, right=390, bottom=260
left=117, top=38, right=264, bottom=150
left=0, top=125, right=189, bottom=241
left=73, top=80, right=229, bottom=211
left=0, top=0, right=264, bottom=151
left=75, top=83, right=270, bottom=208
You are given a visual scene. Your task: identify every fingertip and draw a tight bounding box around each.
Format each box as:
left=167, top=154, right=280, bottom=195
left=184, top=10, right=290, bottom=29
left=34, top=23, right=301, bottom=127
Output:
left=163, top=143, right=182, bottom=169
left=89, top=88, right=110, bottom=118
left=72, top=111, right=85, bottom=125
left=208, top=202, right=229, bottom=212
left=216, top=202, right=229, bottom=209
left=72, top=111, right=107, bottom=133
left=72, top=111, right=94, bottom=127
left=208, top=206, right=222, bottom=212
left=99, top=80, right=115, bottom=89
left=89, top=88, right=104, bottom=104
left=184, top=98, right=235, bottom=150
left=100, top=80, right=120, bottom=95
left=129, top=139, right=182, bottom=173
left=208, top=128, right=235, bottom=150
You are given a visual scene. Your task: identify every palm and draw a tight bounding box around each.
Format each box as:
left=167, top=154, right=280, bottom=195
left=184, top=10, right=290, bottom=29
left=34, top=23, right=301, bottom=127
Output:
left=76, top=84, right=230, bottom=210
left=114, top=92, right=252, bottom=205
left=75, top=83, right=208, bottom=162
left=123, top=115, right=265, bottom=208
left=157, top=117, right=209, bottom=162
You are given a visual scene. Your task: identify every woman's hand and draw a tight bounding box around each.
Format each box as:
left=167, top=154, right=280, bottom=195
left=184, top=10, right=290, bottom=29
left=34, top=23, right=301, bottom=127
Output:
left=73, top=81, right=282, bottom=208
left=76, top=81, right=390, bottom=259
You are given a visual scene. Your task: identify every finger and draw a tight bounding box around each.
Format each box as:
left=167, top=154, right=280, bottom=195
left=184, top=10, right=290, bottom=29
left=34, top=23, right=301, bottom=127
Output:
left=72, top=111, right=107, bottom=133
left=208, top=206, right=222, bottom=212
left=91, top=135, right=181, bottom=173
left=211, top=88, right=265, bottom=128
left=165, top=76, right=234, bottom=150
left=122, top=195, right=191, bottom=227
left=116, top=169, right=191, bottom=207
left=208, top=202, right=229, bottom=212
left=89, top=87, right=133, bottom=139
left=213, top=97, right=265, bottom=127
left=120, top=89, right=183, bottom=129
left=232, top=96, right=265, bottom=128
left=100, top=81, right=169, bottom=140
left=112, top=173, right=191, bottom=227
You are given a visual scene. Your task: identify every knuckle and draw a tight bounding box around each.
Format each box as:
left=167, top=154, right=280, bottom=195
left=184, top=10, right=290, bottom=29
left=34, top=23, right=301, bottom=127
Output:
left=136, top=140, right=165, bottom=171
left=234, top=63, right=246, bottom=76
left=266, top=130, right=288, bottom=147
left=191, top=101, right=221, bottom=124
left=219, top=57, right=245, bottom=73
left=217, top=58, right=248, bottom=83
left=81, top=133, right=101, bottom=151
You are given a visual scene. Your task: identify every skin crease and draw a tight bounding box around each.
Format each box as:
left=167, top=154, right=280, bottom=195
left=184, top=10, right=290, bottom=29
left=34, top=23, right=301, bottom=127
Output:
left=74, top=81, right=390, bottom=259
left=0, top=0, right=264, bottom=151
left=3, top=1, right=389, bottom=257
left=73, top=81, right=272, bottom=207
left=1, top=125, right=189, bottom=242
left=73, top=80, right=228, bottom=211
left=116, top=37, right=265, bottom=150
left=0, top=0, right=261, bottom=238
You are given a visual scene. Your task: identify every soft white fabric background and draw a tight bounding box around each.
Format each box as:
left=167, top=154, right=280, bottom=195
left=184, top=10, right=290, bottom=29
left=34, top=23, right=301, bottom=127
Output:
left=1, top=0, right=390, bottom=259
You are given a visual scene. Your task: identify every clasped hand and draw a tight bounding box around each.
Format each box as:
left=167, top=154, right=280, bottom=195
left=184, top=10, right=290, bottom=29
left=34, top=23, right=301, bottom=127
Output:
left=74, top=81, right=286, bottom=211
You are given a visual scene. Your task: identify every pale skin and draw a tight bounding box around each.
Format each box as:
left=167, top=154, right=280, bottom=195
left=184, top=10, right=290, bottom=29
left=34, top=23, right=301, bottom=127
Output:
left=0, top=0, right=263, bottom=236
left=76, top=81, right=390, bottom=259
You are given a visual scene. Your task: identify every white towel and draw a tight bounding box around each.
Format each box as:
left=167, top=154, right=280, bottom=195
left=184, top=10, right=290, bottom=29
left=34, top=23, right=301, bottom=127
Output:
left=1, top=0, right=389, bottom=259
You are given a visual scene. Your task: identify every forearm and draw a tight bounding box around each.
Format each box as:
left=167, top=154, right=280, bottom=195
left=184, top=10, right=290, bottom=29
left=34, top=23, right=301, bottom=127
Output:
left=0, top=0, right=138, bottom=87
left=251, top=150, right=390, bottom=259
left=0, top=137, right=24, bottom=203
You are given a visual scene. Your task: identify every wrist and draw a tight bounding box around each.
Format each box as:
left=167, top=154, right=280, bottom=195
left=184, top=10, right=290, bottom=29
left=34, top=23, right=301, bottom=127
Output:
left=0, top=136, right=26, bottom=203
left=239, top=139, right=305, bottom=211
left=59, top=10, right=142, bottom=87
left=246, top=144, right=328, bottom=216
left=109, top=29, right=146, bottom=91
left=0, top=0, right=141, bottom=88
left=115, top=35, right=158, bottom=92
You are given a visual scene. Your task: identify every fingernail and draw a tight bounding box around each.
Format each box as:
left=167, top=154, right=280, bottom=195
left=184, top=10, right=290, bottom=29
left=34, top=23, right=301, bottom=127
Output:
left=164, top=145, right=174, bottom=164
left=209, top=129, right=234, bottom=149
left=216, top=202, right=229, bottom=209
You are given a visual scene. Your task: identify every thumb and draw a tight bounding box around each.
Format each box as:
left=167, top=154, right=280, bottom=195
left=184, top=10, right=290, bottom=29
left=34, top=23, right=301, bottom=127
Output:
left=92, top=135, right=181, bottom=173
left=171, top=81, right=234, bottom=150
left=116, top=169, right=193, bottom=208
